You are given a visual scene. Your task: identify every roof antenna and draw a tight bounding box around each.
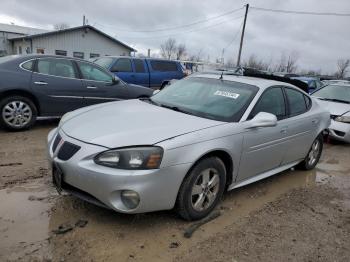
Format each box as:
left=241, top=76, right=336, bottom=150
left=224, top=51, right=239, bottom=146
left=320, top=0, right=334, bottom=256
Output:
left=219, top=71, right=223, bottom=80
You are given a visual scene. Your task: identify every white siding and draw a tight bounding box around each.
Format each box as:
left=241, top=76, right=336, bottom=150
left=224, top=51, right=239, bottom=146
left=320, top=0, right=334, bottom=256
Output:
left=18, top=28, right=132, bottom=58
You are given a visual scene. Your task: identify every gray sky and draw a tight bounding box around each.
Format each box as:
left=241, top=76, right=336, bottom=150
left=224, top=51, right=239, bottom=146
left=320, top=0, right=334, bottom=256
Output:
left=1, top=0, right=349, bottom=74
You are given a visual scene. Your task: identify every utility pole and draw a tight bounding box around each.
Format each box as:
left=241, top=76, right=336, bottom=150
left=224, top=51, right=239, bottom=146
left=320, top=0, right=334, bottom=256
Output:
left=83, top=15, right=86, bottom=26
left=237, top=4, right=249, bottom=67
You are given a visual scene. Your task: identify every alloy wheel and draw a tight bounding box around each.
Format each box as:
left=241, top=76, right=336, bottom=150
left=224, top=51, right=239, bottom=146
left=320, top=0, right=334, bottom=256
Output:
left=2, top=101, right=33, bottom=128
left=191, top=168, right=220, bottom=212
left=307, top=139, right=320, bottom=166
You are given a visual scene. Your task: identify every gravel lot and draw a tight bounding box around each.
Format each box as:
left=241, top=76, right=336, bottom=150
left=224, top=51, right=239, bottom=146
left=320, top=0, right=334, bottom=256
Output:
left=0, top=121, right=349, bottom=262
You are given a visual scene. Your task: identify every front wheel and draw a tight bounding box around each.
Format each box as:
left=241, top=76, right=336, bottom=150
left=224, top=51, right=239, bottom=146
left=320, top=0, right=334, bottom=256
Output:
left=176, top=157, right=226, bottom=221
left=297, top=135, right=323, bottom=170
left=0, top=96, right=37, bottom=131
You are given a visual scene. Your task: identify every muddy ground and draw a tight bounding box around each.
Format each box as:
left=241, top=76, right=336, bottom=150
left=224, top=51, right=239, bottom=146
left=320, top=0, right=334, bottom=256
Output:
left=0, top=121, right=349, bottom=262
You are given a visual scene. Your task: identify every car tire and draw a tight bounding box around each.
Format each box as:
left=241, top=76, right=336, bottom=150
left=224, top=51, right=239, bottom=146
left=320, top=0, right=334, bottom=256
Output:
left=0, top=96, right=37, bottom=131
left=297, top=134, right=323, bottom=170
left=176, top=157, right=226, bottom=221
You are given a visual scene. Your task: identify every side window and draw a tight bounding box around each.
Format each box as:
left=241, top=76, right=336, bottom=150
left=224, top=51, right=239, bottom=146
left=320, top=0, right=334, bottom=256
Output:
left=77, top=61, right=113, bottom=82
left=249, top=87, right=286, bottom=120
left=37, top=58, right=76, bottom=78
left=21, top=60, right=34, bottom=71
left=304, top=95, right=312, bottom=109
left=150, top=61, right=177, bottom=72
left=111, top=58, right=133, bottom=72
left=285, top=88, right=307, bottom=116
left=309, top=80, right=316, bottom=89
left=134, top=59, right=146, bottom=73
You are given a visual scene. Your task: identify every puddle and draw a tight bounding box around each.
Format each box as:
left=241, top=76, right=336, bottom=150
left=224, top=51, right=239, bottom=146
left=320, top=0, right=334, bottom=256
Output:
left=0, top=179, right=53, bottom=260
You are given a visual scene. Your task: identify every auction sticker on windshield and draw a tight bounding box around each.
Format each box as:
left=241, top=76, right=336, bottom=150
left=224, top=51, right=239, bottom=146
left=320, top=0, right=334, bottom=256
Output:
left=214, top=90, right=240, bottom=99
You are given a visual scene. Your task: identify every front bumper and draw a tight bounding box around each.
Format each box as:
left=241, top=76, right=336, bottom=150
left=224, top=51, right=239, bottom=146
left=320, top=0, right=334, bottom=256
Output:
left=328, top=120, right=350, bottom=143
left=47, top=129, right=192, bottom=213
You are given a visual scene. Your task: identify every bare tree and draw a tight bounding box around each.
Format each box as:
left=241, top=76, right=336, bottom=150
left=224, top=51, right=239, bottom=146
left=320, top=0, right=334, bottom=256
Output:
left=285, top=51, right=299, bottom=73
left=53, top=23, right=70, bottom=30
left=273, top=51, right=298, bottom=73
left=242, top=54, right=271, bottom=71
left=335, top=59, right=350, bottom=79
left=176, top=44, right=186, bottom=60
left=160, top=38, right=177, bottom=60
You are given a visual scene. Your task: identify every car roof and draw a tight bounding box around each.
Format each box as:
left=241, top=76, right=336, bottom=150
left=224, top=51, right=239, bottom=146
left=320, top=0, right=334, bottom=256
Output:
left=191, top=73, right=298, bottom=90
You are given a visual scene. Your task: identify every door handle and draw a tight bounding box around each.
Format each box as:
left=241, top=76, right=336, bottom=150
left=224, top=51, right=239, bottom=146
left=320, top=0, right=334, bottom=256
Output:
left=34, top=81, right=48, bottom=85
left=86, top=86, right=98, bottom=89
left=280, top=128, right=288, bottom=134
left=312, top=119, right=319, bottom=124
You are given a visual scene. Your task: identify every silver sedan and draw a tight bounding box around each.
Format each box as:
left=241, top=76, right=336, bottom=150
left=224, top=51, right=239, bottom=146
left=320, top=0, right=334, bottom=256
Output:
left=312, top=84, right=350, bottom=143
left=47, top=74, right=330, bottom=220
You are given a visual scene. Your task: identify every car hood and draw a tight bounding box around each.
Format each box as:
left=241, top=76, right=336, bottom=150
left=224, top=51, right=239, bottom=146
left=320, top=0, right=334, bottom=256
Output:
left=61, top=99, right=225, bottom=148
left=315, top=99, right=350, bottom=116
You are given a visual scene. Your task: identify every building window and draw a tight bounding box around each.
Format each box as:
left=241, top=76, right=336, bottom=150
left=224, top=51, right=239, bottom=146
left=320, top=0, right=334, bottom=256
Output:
left=18, top=46, right=22, bottom=54
left=90, top=53, right=100, bottom=58
left=73, top=52, right=84, bottom=59
left=36, top=48, right=45, bottom=54
left=55, top=50, right=67, bottom=56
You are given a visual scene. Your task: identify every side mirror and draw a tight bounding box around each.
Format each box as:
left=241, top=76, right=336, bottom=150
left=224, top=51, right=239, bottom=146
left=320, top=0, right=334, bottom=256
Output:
left=247, top=112, right=277, bottom=129
left=112, top=75, right=120, bottom=84
left=153, top=89, right=160, bottom=96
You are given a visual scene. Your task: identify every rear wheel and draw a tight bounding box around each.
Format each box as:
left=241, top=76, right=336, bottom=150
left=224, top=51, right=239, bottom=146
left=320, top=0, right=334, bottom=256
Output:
left=297, top=135, right=323, bottom=170
left=176, top=157, right=226, bottom=221
left=0, top=96, right=37, bottom=131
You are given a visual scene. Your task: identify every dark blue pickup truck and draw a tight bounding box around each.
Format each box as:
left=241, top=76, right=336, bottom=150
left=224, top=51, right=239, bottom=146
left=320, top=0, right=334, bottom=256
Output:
left=94, top=56, right=186, bottom=89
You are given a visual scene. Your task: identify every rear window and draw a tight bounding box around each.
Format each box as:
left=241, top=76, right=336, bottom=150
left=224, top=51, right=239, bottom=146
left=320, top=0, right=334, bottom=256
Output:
left=285, top=88, right=307, bottom=116
left=150, top=60, right=177, bottom=72
left=21, top=60, right=34, bottom=71
left=0, top=55, right=21, bottom=64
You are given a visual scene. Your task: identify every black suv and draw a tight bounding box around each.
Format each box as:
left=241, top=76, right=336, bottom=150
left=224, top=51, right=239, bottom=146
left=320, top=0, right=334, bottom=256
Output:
left=0, top=55, right=153, bottom=130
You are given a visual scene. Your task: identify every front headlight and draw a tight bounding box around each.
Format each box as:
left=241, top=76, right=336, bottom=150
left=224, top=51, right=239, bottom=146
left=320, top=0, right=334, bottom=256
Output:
left=94, top=146, right=163, bottom=170
left=335, top=115, right=350, bottom=123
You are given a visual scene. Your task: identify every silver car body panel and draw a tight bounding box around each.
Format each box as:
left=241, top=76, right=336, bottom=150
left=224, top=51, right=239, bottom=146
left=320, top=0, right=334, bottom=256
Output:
left=48, top=74, right=331, bottom=214
left=314, top=99, right=350, bottom=143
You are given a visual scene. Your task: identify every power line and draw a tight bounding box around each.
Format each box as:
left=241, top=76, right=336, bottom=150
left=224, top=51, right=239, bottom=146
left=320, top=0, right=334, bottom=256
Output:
left=107, top=15, right=244, bottom=40
left=223, top=19, right=244, bottom=51
left=251, top=6, right=350, bottom=17
left=92, top=6, right=244, bottom=33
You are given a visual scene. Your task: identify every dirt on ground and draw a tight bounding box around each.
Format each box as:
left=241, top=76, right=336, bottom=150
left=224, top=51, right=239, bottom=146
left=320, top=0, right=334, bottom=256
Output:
left=0, top=121, right=349, bottom=262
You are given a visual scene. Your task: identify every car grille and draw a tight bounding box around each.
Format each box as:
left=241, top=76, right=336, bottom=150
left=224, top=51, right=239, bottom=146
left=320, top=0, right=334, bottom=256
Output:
left=57, top=142, right=81, bottom=161
left=52, top=134, right=62, bottom=153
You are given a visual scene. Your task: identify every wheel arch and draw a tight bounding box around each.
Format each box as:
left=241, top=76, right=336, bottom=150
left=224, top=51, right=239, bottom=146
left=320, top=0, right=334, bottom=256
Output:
left=183, top=149, right=234, bottom=190
left=0, top=89, right=40, bottom=115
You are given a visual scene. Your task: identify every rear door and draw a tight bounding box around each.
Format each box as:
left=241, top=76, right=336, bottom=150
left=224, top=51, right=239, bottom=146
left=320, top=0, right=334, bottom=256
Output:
left=148, top=60, right=180, bottom=89
left=280, top=87, right=315, bottom=164
left=31, top=57, right=84, bottom=115
left=131, top=58, right=149, bottom=87
left=109, top=58, right=135, bottom=84
left=237, top=87, right=289, bottom=182
left=75, top=60, right=130, bottom=106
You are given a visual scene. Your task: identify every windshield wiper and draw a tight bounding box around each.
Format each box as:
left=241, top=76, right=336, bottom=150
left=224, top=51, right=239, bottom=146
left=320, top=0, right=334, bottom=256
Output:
left=159, top=103, right=195, bottom=116
left=318, top=98, right=350, bottom=104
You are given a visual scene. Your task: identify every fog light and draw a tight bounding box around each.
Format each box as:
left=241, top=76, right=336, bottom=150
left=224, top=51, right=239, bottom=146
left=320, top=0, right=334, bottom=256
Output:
left=121, top=190, right=140, bottom=209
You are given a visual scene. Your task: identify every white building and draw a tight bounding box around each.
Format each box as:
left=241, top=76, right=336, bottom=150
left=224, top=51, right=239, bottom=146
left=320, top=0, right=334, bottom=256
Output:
left=0, top=23, right=47, bottom=56
left=1, top=24, right=135, bottom=59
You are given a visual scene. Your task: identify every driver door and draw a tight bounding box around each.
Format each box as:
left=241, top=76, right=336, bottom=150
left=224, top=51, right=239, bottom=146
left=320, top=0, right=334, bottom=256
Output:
left=75, top=61, right=130, bottom=106
left=237, top=87, right=289, bottom=182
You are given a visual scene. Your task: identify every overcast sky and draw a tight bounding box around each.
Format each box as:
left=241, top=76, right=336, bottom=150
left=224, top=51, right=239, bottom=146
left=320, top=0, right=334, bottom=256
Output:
left=1, top=0, right=349, bottom=74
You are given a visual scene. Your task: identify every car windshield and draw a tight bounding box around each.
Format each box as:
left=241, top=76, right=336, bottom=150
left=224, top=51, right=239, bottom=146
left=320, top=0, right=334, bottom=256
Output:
left=94, top=57, right=115, bottom=69
left=313, top=85, right=350, bottom=103
left=151, top=77, right=258, bottom=122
